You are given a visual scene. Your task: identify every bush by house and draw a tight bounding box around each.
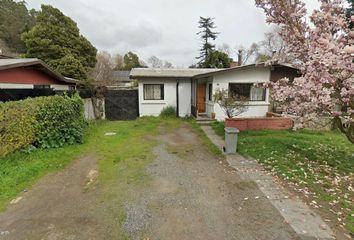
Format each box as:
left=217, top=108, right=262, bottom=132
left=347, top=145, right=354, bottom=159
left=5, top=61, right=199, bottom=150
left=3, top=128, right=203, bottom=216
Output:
left=0, top=94, right=86, bottom=158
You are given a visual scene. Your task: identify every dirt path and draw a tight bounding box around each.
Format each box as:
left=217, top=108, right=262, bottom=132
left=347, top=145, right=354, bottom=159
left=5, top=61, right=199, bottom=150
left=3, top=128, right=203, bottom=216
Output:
left=0, top=154, right=106, bottom=240
left=0, top=123, right=300, bottom=240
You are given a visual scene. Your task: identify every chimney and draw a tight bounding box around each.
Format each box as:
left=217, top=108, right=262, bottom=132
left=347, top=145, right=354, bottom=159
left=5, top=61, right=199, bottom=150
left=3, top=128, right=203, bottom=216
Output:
left=238, top=50, right=243, bottom=66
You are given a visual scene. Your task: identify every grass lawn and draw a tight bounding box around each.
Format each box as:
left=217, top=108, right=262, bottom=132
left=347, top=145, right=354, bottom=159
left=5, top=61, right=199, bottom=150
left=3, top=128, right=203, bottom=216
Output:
left=212, top=121, right=354, bottom=233
left=0, top=117, right=183, bottom=212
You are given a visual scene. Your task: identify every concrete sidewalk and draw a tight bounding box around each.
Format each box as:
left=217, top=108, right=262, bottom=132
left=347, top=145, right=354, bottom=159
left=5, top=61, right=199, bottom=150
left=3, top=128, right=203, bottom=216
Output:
left=200, top=125, right=334, bottom=240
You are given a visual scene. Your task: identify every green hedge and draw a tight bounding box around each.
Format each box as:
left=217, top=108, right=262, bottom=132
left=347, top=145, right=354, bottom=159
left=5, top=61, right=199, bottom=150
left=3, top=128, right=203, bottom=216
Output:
left=0, top=94, right=86, bottom=158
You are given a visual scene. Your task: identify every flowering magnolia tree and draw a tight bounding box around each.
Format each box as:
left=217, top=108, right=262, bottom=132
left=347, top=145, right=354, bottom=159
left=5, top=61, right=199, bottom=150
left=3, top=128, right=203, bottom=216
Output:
left=213, top=89, right=249, bottom=118
left=255, top=0, right=354, bottom=143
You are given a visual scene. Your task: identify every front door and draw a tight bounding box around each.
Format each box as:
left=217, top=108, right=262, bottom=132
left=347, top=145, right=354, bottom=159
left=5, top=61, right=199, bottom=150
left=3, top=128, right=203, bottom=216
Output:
left=197, top=83, right=206, bottom=113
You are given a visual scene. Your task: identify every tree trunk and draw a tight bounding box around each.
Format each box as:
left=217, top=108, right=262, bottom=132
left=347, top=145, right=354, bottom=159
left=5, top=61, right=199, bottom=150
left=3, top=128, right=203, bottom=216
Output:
left=91, top=97, right=104, bottom=120
left=334, top=117, right=354, bottom=144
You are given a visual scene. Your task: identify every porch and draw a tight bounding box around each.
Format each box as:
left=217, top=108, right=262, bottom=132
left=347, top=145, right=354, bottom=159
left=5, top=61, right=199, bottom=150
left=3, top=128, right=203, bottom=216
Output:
left=191, top=77, right=214, bottom=119
left=196, top=113, right=216, bottom=125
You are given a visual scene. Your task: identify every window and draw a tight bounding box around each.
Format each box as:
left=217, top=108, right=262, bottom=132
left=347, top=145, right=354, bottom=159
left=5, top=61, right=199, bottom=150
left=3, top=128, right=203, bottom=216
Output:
left=229, top=83, right=266, bottom=101
left=34, top=85, right=50, bottom=89
left=143, top=84, right=164, bottom=100
left=208, top=83, right=213, bottom=101
left=69, top=85, right=76, bottom=91
left=250, top=86, right=266, bottom=101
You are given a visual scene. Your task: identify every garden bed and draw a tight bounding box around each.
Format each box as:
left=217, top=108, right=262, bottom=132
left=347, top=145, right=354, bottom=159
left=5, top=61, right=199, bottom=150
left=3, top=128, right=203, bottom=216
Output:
left=225, top=112, right=293, bottom=131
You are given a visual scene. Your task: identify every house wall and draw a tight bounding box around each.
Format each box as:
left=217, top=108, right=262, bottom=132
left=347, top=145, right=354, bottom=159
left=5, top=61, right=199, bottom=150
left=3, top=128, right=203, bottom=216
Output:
left=138, top=78, right=191, bottom=117
left=51, top=84, right=71, bottom=91
left=178, top=79, right=192, bottom=117
left=0, top=83, right=71, bottom=90
left=270, top=66, right=300, bottom=82
left=0, top=83, right=34, bottom=89
left=205, top=67, right=271, bottom=121
left=0, top=68, right=73, bottom=90
left=0, top=68, right=62, bottom=85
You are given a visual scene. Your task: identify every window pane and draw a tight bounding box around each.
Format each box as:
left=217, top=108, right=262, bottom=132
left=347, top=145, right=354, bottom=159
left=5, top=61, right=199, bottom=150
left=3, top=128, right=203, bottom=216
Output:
left=208, top=84, right=213, bottom=101
left=250, top=86, right=265, bottom=101
left=34, top=85, right=50, bottom=89
left=229, top=83, right=251, bottom=100
left=144, top=84, right=164, bottom=100
left=153, top=85, right=161, bottom=99
left=144, top=85, right=153, bottom=99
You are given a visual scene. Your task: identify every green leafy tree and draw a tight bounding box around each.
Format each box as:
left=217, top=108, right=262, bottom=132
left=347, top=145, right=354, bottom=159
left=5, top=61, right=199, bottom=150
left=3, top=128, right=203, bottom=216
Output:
left=204, top=50, right=232, bottom=68
left=53, top=55, right=87, bottom=80
left=196, top=17, right=219, bottom=67
left=0, top=0, right=36, bottom=53
left=121, top=51, right=144, bottom=70
left=22, top=5, right=97, bottom=80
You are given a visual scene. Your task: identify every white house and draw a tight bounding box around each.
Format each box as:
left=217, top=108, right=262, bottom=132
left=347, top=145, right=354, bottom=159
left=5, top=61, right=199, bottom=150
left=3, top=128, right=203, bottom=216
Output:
left=130, top=63, right=299, bottom=120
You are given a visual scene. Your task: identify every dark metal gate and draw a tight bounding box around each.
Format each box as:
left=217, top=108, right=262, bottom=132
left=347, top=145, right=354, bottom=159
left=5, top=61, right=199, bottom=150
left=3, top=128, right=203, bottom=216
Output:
left=105, top=89, right=139, bottom=120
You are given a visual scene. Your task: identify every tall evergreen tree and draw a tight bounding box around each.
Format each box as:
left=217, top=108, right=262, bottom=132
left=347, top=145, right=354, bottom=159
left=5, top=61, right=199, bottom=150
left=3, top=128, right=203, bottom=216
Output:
left=22, top=5, right=97, bottom=80
left=0, top=0, right=36, bottom=53
left=196, top=17, right=219, bottom=67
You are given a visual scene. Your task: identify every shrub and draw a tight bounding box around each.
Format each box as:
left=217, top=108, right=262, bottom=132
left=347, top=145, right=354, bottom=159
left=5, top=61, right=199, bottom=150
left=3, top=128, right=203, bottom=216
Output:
left=160, top=106, right=176, bottom=118
left=0, top=94, right=86, bottom=158
left=0, top=100, right=36, bottom=158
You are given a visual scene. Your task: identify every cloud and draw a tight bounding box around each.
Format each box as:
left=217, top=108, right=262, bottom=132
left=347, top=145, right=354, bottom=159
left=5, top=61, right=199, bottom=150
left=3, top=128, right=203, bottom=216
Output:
left=83, top=20, right=162, bottom=50
left=26, top=0, right=319, bottom=67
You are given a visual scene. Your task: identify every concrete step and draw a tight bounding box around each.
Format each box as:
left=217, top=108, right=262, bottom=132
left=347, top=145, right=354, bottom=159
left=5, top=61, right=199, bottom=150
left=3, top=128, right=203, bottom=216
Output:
left=196, top=118, right=215, bottom=121
left=196, top=120, right=216, bottom=125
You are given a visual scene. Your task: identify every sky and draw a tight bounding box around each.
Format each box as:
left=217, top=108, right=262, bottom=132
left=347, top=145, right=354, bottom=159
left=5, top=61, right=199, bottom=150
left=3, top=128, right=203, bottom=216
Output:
left=26, top=0, right=320, bottom=67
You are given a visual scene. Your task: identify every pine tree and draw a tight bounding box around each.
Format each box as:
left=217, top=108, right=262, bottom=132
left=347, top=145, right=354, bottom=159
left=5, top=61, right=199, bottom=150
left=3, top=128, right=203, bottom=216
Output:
left=196, top=17, right=219, bottom=67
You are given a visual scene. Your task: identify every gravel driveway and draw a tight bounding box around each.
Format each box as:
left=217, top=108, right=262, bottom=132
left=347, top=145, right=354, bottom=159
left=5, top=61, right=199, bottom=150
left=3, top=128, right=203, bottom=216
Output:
left=124, top=124, right=299, bottom=240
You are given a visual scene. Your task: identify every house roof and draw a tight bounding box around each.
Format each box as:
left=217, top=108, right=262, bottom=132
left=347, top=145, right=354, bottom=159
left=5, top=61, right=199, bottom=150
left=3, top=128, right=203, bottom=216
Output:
left=130, top=63, right=299, bottom=80
left=192, top=62, right=300, bottom=79
left=0, top=54, right=15, bottom=59
left=112, top=70, right=131, bottom=82
left=0, top=58, right=80, bottom=85
left=130, top=68, right=219, bottom=79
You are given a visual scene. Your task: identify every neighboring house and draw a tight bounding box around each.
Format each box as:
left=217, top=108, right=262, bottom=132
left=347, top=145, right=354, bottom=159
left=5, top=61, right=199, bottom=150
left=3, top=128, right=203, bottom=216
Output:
left=109, top=70, right=134, bottom=89
left=0, top=58, right=78, bottom=90
left=131, top=63, right=300, bottom=120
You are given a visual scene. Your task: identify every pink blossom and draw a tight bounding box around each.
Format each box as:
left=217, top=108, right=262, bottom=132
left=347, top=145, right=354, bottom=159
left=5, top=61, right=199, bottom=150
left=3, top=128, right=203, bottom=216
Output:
left=256, top=0, right=354, bottom=143
left=344, top=46, right=354, bottom=54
